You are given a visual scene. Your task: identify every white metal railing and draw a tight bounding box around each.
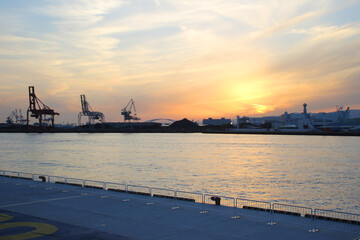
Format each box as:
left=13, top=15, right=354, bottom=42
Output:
left=314, top=209, right=360, bottom=233
left=65, top=177, right=84, bottom=187
left=105, top=182, right=126, bottom=192
left=18, top=172, right=33, bottom=180
left=48, top=175, right=66, bottom=184
left=271, top=203, right=314, bottom=228
left=151, top=187, right=176, bottom=199
left=175, top=190, right=202, bottom=203
left=235, top=198, right=272, bottom=220
left=1, top=169, right=359, bottom=234
left=236, top=198, right=271, bottom=211
left=127, top=184, right=151, bottom=196
left=84, top=179, right=105, bottom=189
left=3, top=170, right=19, bottom=178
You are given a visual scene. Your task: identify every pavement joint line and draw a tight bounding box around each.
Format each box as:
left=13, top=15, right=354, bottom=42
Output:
left=81, top=190, right=234, bottom=216
left=1, top=179, right=292, bottom=222
left=0, top=195, right=85, bottom=208
left=3, top=181, right=248, bottom=219
left=101, top=191, right=238, bottom=216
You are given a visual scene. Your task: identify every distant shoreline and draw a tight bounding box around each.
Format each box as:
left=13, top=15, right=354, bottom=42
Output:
left=203, top=130, right=360, bottom=137
left=0, top=127, right=359, bottom=136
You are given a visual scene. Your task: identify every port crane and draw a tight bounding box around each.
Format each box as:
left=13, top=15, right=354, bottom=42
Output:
left=121, top=99, right=140, bottom=122
left=335, top=106, right=350, bottom=130
left=6, top=111, right=17, bottom=124
left=78, top=94, right=105, bottom=125
left=27, top=86, right=59, bottom=128
left=6, top=109, right=27, bottom=124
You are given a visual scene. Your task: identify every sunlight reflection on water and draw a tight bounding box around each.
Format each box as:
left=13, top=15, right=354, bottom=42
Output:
left=0, top=133, right=359, bottom=213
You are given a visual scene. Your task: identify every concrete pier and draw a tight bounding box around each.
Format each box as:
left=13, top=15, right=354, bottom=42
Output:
left=0, top=176, right=358, bottom=239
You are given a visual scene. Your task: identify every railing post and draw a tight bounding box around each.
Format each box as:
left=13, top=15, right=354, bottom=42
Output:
left=312, top=208, right=316, bottom=231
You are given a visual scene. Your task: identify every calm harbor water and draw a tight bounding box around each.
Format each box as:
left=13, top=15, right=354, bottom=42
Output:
left=0, top=133, right=359, bottom=213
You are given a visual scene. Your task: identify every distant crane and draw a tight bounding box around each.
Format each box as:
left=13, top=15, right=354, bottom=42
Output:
left=6, top=109, right=27, bottom=124
left=27, top=86, right=59, bottom=128
left=121, top=99, right=140, bottom=122
left=78, top=94, right=105, bottom=125
left=336, top=106, right=350, bottom=130
left=6, top=111, right=16, bottom=124
left=321, top=106, right=350, bottom=131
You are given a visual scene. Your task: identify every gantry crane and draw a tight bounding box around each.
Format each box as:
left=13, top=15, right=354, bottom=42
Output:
left=27, top=86, right=59, bottom=128
left=6, top=109, right=27, bottom=124
left=6, top=110, right=18, bottom=124
left=336, top=106, right=350, bottom=130
left=78, top=94, right=105, bottom=125
left=121, top=99, right=140, bottom=122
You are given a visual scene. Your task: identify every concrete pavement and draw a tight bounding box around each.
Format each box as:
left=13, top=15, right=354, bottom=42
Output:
left=0, top=176, right=359, bottom=240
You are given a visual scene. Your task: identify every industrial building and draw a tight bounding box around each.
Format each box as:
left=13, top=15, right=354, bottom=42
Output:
left=281, top=105, right=360, bottom=130
left=235, top=104, right=360, bottom=131
left=202, top=117, right=232, bottom=126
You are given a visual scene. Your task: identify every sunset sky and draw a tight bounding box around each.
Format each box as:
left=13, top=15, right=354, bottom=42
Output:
left=1, top=0, right=360, bottom=123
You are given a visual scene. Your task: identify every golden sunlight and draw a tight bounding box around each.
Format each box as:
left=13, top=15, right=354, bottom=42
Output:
left=252, top=104, right=273, bottom=114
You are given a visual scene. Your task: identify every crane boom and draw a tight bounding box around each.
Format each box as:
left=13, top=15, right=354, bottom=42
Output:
left=26, top=86, right=59, bottom=128
left=78, top=94, right=105, bottom=125
left=121, top=99, right=140, bottom=122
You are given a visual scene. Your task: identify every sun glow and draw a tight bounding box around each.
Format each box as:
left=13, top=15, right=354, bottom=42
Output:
left=253, top=104, right=273, bottom=114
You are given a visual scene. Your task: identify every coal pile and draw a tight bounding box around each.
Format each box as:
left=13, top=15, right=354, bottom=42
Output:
left=168, top=118, right=200, bottom=131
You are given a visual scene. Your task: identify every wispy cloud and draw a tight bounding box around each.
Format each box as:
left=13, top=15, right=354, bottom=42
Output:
left=34, top=0, right=122, bottom=26
left=0, top=0, right=360, bottom=122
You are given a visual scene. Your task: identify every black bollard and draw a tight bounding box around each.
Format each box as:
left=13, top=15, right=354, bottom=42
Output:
left=39, top=176, right=46, bottom=182
left=210, top=196, right=221, bottom=206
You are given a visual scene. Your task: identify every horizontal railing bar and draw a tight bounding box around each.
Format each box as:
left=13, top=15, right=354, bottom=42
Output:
left=237, top=198, right=271, bottom=203
left=127, top=184, right=149, bottom=188
left=176, top=190, right=203, bottom=195
left=315, top=208, right=360, bottom=217
left=151, top=187, right=176, bottom=192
